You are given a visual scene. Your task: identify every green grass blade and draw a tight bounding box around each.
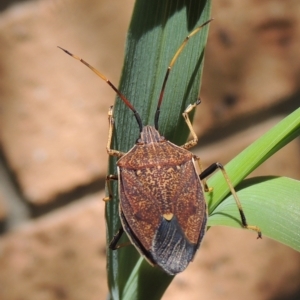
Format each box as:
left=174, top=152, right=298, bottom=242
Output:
left=122, top=258, right=173, bottom=300
left=105, top=0, right=212, bottom=299
left=206, top=108, right=300, bottom=212
left=208, top=176, right=300, bottom=251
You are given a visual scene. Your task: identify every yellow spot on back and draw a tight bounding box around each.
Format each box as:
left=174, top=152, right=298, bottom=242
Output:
left=163, top=213, right=174, bottom=221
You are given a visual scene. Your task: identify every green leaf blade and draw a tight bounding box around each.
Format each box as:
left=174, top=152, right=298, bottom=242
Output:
left=208, top=176, right=300, bottom=251
left=207, top=108, right=300, bottom=212
left=106, top=1, right=212, bottom=299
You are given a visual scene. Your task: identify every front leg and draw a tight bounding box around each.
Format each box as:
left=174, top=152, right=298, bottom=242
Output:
left=181, top=98, right=201, bottom=150
left=106, top=106, right=125, bottom=158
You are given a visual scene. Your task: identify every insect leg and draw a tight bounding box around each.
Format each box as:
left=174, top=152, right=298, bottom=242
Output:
left=103, top=174, right=118, bottom=202
left=106, top=106, right=125, bottom=158
left=181, top=98, right=201, bottom=149
left=109, top=227, right=124, bottom=250
left=193, top=155, right=212, bottom=192
left=200, top=162, right=262, bottom=239
left=109, top=227, right=131, bottom=250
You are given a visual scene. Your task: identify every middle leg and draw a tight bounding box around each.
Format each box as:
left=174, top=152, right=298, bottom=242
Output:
left=200, top=162, right=262, bottom=239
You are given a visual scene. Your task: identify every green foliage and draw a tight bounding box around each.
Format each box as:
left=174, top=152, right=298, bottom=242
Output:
left=106, top=1, right=212, bottom=299
left=207, top=108, right=300, bottom=252
left=105, top=0, right=300, bottom=299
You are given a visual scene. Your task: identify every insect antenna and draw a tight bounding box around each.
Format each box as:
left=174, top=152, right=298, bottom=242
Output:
left=154, top=19, right=213, bottom=130
left=57, top=46, right=143, bottom=132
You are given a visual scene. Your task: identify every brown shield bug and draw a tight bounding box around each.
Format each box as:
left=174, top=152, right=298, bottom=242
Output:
left=58, top=19, right=261, bottom=275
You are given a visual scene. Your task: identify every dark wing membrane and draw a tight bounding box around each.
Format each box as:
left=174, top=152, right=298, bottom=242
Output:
left=152, top=215, right=206, bottom=275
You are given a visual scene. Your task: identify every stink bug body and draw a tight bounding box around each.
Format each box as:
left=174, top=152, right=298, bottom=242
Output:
left=59, top=19, right=261, bottom=275
left=114, top=122, right=207, bottom=274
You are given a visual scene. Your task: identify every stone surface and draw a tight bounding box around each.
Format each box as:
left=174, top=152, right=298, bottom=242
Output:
left=164, top=227, right=300, bottom=300
left=1, top=193, right=299, bottom=300
left=0, top=153, right=29, bottom=227
left=0, top=192, right=108, bottom=300
left=195, top=0, right=300, bottom=133
left=0, top=0, right=134, bottom=204
left=0, top=192, right=7, bottom=221
left=0, top=1, right=299, bottom=300
left=0, top=0, right=299, bottom=205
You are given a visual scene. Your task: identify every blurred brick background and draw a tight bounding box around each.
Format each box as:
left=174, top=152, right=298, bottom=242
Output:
left=0, top=0, right=299, bottom=299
